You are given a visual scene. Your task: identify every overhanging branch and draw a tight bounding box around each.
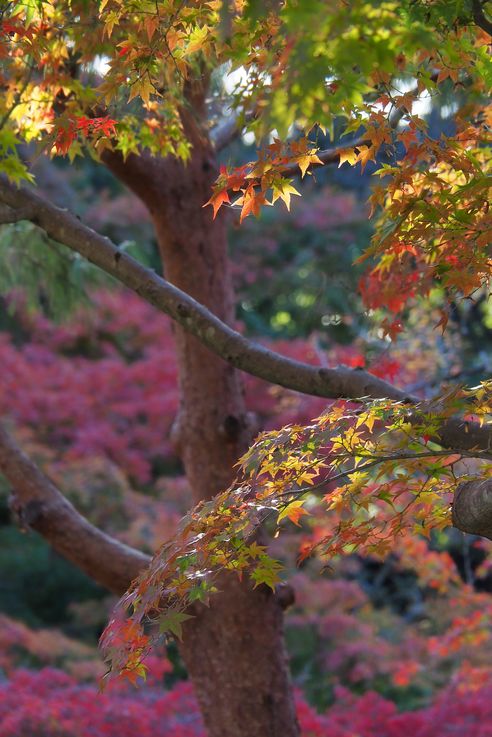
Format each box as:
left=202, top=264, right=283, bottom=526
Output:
left=472, top=0, right=492, bottom=35
left=268, top=74, right=438, bottom=180
left=0, top=175, right=491, bottom=458
left=0, top=422, right=150, bottom=594
left=211, top=109, right=258, bottom=152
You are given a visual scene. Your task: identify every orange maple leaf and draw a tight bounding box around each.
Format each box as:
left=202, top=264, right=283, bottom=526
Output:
left=203, top=189, right=230, bottom=218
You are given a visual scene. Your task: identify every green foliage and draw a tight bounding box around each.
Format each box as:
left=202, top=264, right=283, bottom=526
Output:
left=0, top=221, right=107, bottom=319
left=232, top=185, right=371, bottom=339
left=0, top=525, right=106, bottom=636
left=0, top=130, right=34, bottom=184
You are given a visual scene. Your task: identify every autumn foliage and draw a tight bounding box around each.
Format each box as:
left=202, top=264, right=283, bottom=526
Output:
left=0, top=0, right=491, bottom=734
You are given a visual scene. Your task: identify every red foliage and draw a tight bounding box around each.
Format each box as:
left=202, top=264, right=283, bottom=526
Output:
left=3, top=667, right=492, bottom=737
left=0, top=290, right=407, bottom=484
left=0, top=614, right=100, bottom=678
left=54, top=117, right=117, bottom=155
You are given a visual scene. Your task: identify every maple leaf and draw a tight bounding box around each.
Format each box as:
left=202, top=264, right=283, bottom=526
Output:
left=158, top=611, right=194, bottom=640
left=296, top=150, right=323, bottom=178
left=144, top=16, right=159, bottom=41
left=355, top=145, right=376, bottom=172
left=75, top=116, right=91, bottom=135
left=251, top=556, right=283, bottom=590
left=122, top=663, right=148, bottom=686
left=355, top=411, right=376, bottom=433
left=270, top=178, right=300, bottom=211
left=288, top=138, right=323, bottom=177
left=203, top=188, right=230, bottom=218
left=53, top=120, right=77, bottom=155
left=184, top=25, right=210, bottom=56
left=234, top=186, right=266, bottom=222
left=277, top=499, right=308, bottom=526
left=435, top=309, right=449, bottom=334
left=338, top=148, right=358, bottom=167
left=128, top=76, right=153, bottom=106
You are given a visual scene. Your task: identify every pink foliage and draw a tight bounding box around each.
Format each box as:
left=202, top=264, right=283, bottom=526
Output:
left=0, top=290, right=393, bottom=484
left=2, top=667, right=492, bottom=737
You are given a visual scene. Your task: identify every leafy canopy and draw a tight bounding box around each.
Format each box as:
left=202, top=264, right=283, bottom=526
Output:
left=1, top=0, right=491, bottom=681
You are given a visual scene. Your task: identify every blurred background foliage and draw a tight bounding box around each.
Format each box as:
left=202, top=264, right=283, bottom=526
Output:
left=0, top=92, right=492, bottom=723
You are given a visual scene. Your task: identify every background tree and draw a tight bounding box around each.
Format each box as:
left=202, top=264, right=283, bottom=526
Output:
left=0, top=2, right=490, bottom=736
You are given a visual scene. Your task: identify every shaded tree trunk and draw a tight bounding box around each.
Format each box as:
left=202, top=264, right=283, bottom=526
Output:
left=102, top=97, right=300, bottom=737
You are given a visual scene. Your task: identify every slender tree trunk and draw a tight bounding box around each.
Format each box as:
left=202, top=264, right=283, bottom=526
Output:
left=102, top=98, right=300, bottom=736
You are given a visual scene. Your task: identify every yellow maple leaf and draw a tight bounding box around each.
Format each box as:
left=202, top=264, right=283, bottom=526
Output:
left=297, top=151, right=323, bottom=178
left=338, top=148, right=358, bottom=167
left=128, top=76, right=153, bottom=106
left=184, top=25, right=210, bottom=56
left=277, top=500, right=309, bottom=526
left=356, top=145, right=376, bottom=172
left=271, top=180, right=301, bottom=210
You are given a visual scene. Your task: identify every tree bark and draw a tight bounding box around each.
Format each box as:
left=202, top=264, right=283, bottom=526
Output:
left=0, top=423, right=149, bottom=594
left=102, top=105, right=299, bottom=736
left=2, top=174, right=492, bottom=460
left=453, top=478, right=492, bottom=540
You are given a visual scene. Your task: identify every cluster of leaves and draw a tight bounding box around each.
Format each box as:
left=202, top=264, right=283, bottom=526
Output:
left=210, top=108, right=490, bottom=336
left=1, top=0, right=489, bottom=332
left=100, top=382, right=492, bottom=681
left=361, top=111, right=491, bottom=337
left=205, top=138, right=321, bottom=221
left=53, top=115, right=117, bottom=157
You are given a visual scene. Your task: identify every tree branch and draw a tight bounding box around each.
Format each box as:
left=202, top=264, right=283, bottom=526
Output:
left=211, top=109, right=256, bottom=152
left=453, top=478, right=492, bottom=539
left=278, top=74, right=438, bottom=179
left=472, top=0, right=492, bottom=35
left=211, top=115, right=244, bottom=151
left=0, top=175, right=491, bottom=458
left=0, top=202, right=36, bottom=224
left=0, top=423, right=150, bottom=595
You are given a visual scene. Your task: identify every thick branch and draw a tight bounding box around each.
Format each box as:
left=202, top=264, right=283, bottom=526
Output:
left=453, top=478, right=492, bottom=539
left=0, top=202, right=35, bottom=224
left=0, top=175, right=406, bottom=405
left=0, top=176, right=491, bottom=458
left=0, top=423, right=149, bottom=594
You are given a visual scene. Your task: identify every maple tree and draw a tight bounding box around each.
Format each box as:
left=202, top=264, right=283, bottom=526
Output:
left=0, top=1, right=491, bottom=736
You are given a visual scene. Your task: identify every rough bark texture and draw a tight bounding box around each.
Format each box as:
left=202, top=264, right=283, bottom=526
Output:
left=453, top=478, right=492, bottom=540
left=180, top=575, right=298, bottom=737
left=103, top=101, right=300, bottom=737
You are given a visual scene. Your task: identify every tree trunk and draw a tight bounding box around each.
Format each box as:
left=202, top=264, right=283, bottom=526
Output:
left=102, top=103, right=300, bottom=736
left=180, top=575, right=299, bottom=737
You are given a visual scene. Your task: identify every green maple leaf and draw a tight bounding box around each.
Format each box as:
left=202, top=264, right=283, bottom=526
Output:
left=158, top=611, right=194, bottom=640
